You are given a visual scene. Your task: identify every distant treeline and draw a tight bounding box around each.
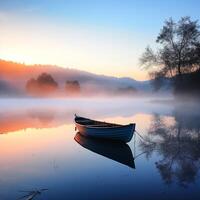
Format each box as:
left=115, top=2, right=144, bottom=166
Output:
left=0, top=59, right=140, bottom=97
left=26, top=73, right=80, bottom=96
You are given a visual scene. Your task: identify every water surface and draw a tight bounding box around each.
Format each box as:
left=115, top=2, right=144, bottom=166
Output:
left=0, top=98, right=200, bottom=200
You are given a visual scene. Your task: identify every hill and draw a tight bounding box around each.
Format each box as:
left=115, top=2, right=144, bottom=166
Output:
left=0, top=59, right=152, bottom=96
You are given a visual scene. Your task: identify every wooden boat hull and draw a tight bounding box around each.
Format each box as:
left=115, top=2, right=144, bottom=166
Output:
left=75, top=116, right=135, bottom=143
left=74, top=133, right=135, bottom=168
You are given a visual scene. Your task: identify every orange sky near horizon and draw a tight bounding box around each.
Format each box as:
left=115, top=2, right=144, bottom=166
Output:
left=0, top=26, right=149, bottom=81
left=0, top=7, right=150, bottom=81
left=0, top=55, right=148, bottom=81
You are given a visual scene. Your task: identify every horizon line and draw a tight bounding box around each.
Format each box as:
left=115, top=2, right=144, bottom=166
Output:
left=0, top=58, right=149, bottom=81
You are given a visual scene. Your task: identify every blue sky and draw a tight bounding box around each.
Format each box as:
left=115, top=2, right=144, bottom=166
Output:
left=0, top=0, right=199, bottom=80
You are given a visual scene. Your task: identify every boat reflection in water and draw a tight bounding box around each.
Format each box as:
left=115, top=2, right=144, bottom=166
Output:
left=74, top=133, right=135, bottom=169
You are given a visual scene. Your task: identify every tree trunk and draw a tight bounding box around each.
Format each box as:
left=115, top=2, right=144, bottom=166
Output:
left=177, top=53, right=182, bottom=76
left=178, top=64, right=181, bottom=76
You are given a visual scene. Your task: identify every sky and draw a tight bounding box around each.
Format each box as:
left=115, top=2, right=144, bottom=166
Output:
left=0, top=0, right=200, bottom=80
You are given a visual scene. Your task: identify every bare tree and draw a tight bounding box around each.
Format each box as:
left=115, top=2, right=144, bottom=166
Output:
left=140, top=17, right=200, bottom=89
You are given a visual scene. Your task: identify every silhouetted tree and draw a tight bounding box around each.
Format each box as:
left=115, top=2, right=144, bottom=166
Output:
left=37, top=73, right=58, bottom=88
left=65, top=80, right=80, bottom=96
left=140, top=17, right=200, bottom=90
left=26, top=73, right=58, bottom=95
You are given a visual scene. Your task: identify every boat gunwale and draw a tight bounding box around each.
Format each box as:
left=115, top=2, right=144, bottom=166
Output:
left=75, top=120, right=135, bottom=130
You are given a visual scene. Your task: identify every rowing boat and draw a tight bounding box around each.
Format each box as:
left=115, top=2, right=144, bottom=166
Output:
left=74, top=115, right=135, bottom=143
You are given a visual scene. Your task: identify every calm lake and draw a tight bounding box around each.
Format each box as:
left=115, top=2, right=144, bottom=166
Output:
left=0, top=98, right=200, bottom=200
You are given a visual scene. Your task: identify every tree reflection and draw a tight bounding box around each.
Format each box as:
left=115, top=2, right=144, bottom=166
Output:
left=140, top=105, right=200, bottom=187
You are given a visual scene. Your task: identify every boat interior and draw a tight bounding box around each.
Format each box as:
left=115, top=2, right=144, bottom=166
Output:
left=76, top=118, right=122, bottom=127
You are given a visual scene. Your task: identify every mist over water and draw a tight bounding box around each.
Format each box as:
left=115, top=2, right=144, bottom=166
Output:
left=0, top=97, right=200, bottom=200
